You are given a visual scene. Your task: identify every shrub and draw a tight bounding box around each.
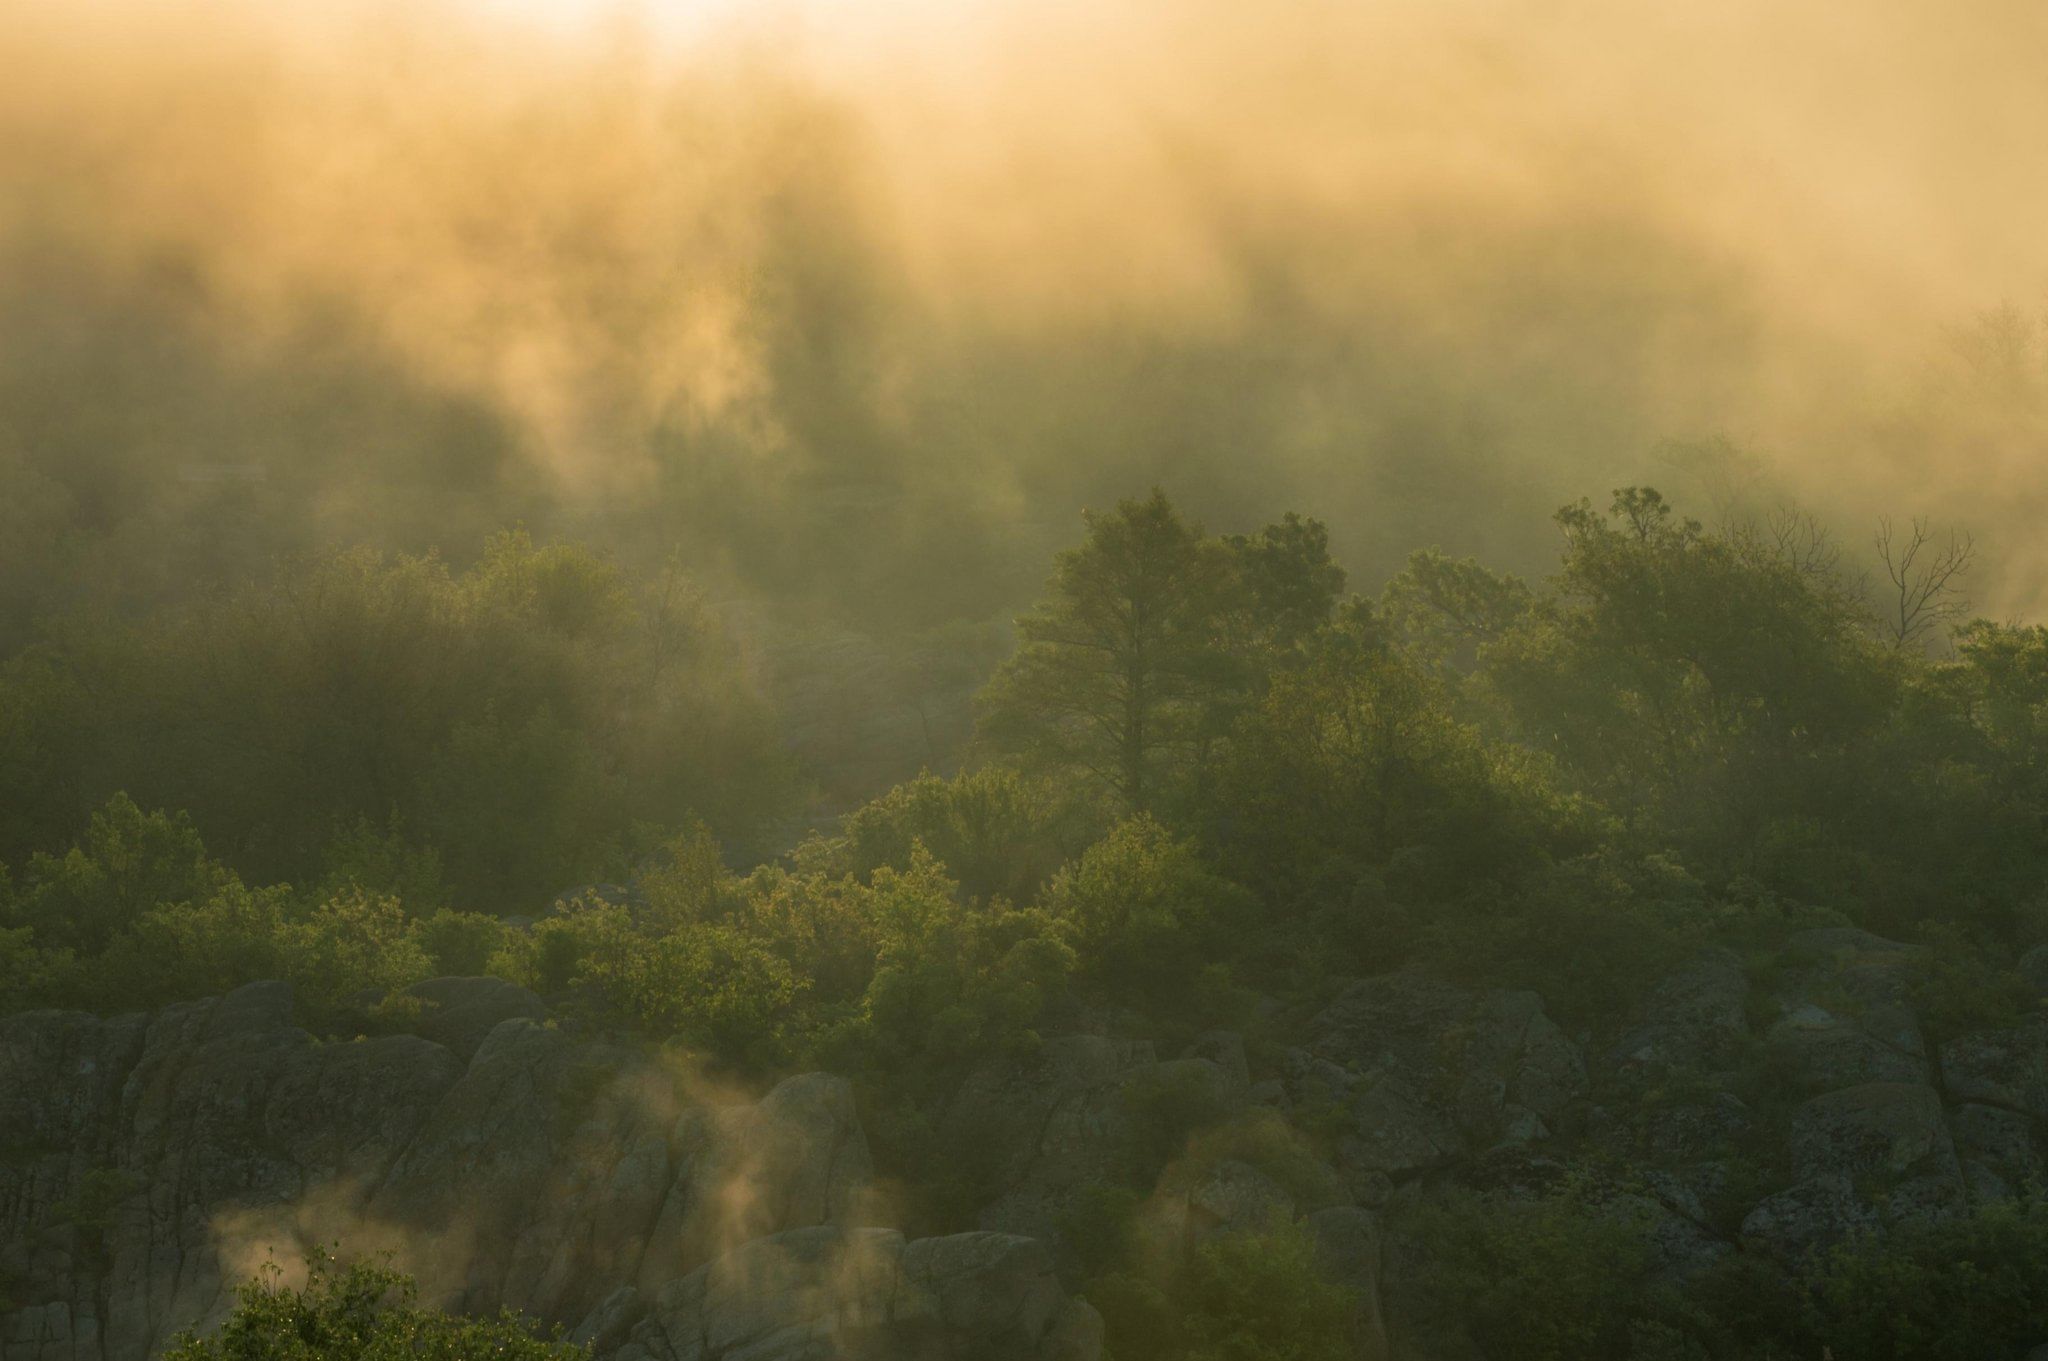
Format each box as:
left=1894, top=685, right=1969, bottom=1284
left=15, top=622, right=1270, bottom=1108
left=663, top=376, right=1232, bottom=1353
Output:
left=164, top=1248, right=583, bottom=1360
left=1393, top=1180, right=1663, bottom=1361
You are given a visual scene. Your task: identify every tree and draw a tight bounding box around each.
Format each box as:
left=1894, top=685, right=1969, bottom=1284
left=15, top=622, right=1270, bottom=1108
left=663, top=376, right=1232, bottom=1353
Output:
left=1481, top=488, right=1894, bottom=847
left=1380, top=547, right=1533, bottom=672
left=1874, top=514, right=1974, bottom=651
left=977, top=491, right=1239, bottom=811
left=1223, top=512, right=1347, bottom=656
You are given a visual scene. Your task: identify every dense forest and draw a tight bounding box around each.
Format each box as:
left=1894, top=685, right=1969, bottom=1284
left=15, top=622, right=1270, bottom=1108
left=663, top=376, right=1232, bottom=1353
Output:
left=7, top=3, right=2048, bottom=1359
left=8, top=477, right=2048, bottom=1357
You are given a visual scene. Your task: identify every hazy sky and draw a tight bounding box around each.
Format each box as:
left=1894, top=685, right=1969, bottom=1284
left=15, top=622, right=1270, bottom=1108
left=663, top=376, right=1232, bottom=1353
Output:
left=5, top=0, right=2047, bottom=613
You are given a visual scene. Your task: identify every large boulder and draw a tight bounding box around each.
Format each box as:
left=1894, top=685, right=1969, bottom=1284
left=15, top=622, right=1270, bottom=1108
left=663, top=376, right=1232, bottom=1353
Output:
left=1760, top=929, right=1930, bottom=1095
left=1288, top=974, right=1586, bottom=1200
left=1741, top=1082, right=1964, bottom=1258
left=940, top=1035, right=1247, bottom=1257
left=1941, top=1020, right=2048, bottom=1121
left=401, top=976, right=548, bottom=1063
left=1606, top=949, right=1750, bottom=1081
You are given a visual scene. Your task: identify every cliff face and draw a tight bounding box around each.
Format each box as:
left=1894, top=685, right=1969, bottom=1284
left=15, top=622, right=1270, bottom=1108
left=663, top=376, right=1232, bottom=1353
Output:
left=7, top=930, right=2047, bottom=1359
left=0, top=979, right=1097, bottom=1361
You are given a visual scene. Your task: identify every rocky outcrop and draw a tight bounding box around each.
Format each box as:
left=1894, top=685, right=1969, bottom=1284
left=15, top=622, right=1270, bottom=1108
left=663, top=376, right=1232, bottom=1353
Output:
left=10, top=929, right=2048, bottom=1361
left=1284, top=973, right=1586, bottom=1203
left=1760, top=929, right=1932, bottom=1094
left=1607, top=949, right=1749, bottom=1080
left=0, top=982, right=1098, bottom=1361
left=1740, top=1082, right=1965, bottom=1257
left=939, top=1033, right=1251, bottom=1258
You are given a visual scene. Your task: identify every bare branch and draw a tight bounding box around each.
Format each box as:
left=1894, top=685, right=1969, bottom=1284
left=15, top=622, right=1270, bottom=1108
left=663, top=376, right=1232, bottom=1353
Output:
left=1874, top=515, right=1975, bottom=649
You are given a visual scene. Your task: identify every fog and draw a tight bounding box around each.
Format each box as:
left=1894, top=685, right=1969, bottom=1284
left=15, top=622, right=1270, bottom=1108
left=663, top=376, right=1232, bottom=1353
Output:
left=5, top=0, right=2047, bottom=632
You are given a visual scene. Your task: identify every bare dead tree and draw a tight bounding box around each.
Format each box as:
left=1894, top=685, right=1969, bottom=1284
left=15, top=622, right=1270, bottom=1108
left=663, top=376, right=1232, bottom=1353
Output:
left=1874, top=515, right=1975, bottom=649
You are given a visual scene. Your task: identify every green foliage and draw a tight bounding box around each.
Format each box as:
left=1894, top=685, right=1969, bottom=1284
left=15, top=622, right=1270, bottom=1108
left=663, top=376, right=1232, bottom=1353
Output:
left=313, top=818, right=448, bottom=916
left=833, top=767, right=1079, bottom=905
left=1222, top=512, right=1347, bottom=658
left=1482, top=489, right=1893, bottom=857
left=852, top=850, right=1075, bottom=1070
left=1417, top=852, right=1712, bottom=1026
left=1680, top=1192, right=2048, bottom=1359
left=575, top=910, right=803, bottom=1065
left=1394, top=1181, right=1664, bottom=1361
left=1905, top=920, right=2040, bottom=1040
left=0, top=921, right=73, bottom=1012
left=1209, top=608, right=1586, bottom=905
left=1180, top=1222, right=1356, bottom=1361
left=1380, top=547, right=1533, bottom=672
left=276, top=889, right=433, bottom=1022
left=978, top=490, right=1244, bottom=813
left=522, top=890, right=810, bottom=1064
left=638, top=820, right=724, bottom=930
left=94, top=881, right=293, bottom=1010
left=416, top=910, right=508, bottom=977
left=1040, top=816, right=1251, bottom=1006
left=1799, top=1192, right=2048, bottom=1360
left=165, top=1249, right=583, bottom=1361
left=1092, top=1221, right=1356, bottom=1361
left=0, top=794, right=230, bottom=954
left=0, top=537, right=794, bottom=909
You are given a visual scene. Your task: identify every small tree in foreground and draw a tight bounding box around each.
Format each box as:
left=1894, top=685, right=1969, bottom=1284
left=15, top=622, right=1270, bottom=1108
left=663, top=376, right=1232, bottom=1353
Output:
left=166, top=1249, right=584, bottom=1361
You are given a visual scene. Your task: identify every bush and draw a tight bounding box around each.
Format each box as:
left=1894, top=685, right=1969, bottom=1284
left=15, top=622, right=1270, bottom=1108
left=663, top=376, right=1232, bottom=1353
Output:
left=553, top=897, right=804, bottom=1065
left=1393, top=1180, right=1663, bottom=1361
left=417, top=910, right=507, bottom=977
left=1801, top=1192, right=2048, bottom=1361
left=0, top=794, right=230, bottom=954
left=277, top=888, right=432, bottom=1023
left=1181, top=1222, right=1357, bottom=1361
left=1092, top=1221, right=1356, bottom=1361
left=165, top=1248, right=583, bottom=1360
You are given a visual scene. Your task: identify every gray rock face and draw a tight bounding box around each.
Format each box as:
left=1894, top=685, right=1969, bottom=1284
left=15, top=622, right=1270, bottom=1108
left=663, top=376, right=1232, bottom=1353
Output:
left=1762, top=929, right=1931, bottom=1095
left=1741, top=1083, right=1965, bottom=1257
left=1287, top=973, right=1586, bottom=1201
left=940, top=1035, right=1248, bottom=1257
left=401, top=976, right=548, bottom=1062
left=1941, top=1020, right=2048, bottom=1120
left=0, top=984, right=991, bottom=1361
left=1607, top=949, right=1749, bottom=1080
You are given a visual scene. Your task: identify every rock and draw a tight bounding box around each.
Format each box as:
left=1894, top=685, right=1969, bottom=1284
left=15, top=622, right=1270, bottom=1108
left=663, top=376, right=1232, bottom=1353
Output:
left=1950, top=1102, right=2044, bottom=1201
left=1291, top=974, right=1585, bottom=1195
left=1761, top=930, right=1930, bottom=1095
left=2015, top=944, right=2048, bottom=1000
left=1181, top=1031, right=1250, bottom=1097
left=941, top=1035, right=1247, bottom=1257
left=641, top=1073, right=874, bottom=1292
left=1742, top=1083, right=1964, bottom=1258
left=402, top=976, right=547, bottom=1063
left=0, top=984, right=883, bottom=1360
left=1941, top=1020, right=2048, bottom=1120
left=1607, top=949, right=1749, bottom=1080
left=1139, top=1159, right=1295, bottom=1254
